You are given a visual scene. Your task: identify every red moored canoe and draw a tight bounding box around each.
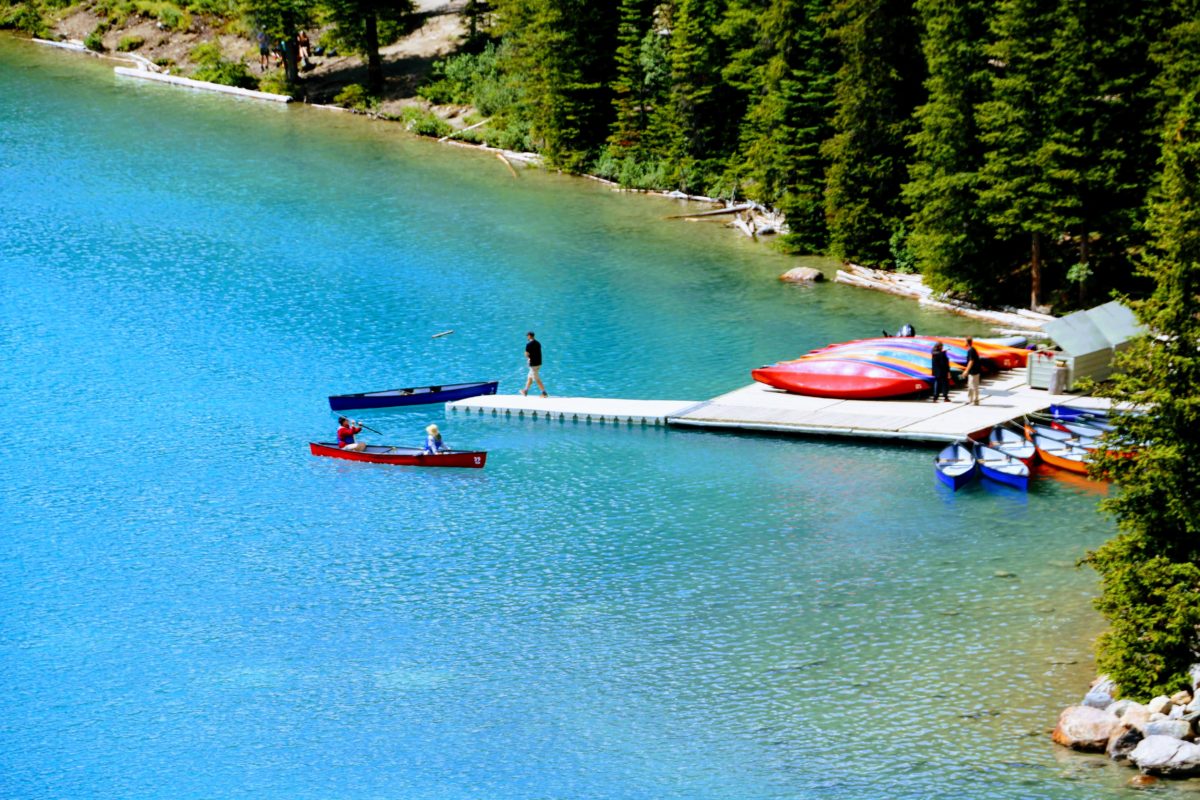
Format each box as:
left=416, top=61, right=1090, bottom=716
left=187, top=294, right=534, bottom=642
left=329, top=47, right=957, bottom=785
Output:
left=309, top=442, right=487, bottom=468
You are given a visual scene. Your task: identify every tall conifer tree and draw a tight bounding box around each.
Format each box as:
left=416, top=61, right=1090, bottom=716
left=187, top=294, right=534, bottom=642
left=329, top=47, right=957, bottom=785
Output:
left=977, top=0, right=1087, bottom=309
left=1086, top=90, right=1200, bottom=698
left=733, top=0, right=833, bottom=250
left=823, top=0, right=924, bottom=266
left=902, top=0, right=1005, bottom=296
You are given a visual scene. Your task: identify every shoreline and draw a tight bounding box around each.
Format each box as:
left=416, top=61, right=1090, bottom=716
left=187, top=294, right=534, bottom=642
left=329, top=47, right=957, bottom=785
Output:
left=16, top=31, right=1049, bottom=332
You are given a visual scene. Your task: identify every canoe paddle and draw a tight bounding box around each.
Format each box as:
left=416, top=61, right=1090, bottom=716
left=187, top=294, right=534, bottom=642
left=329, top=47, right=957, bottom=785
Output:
left=351, top=419, right=383, bottom=435
left=431, top=329, right=455, bottom=339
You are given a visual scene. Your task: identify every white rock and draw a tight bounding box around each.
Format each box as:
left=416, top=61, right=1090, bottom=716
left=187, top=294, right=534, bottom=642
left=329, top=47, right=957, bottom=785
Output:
left=1130, top=736, right=1200, bottom=775
left=1188, top=663, right=1200, bottom=690
left=1123, top=703, right=1152, bottom=733
left=1171, top=690, right=1193, bottom=706
left=1146, top=719, right=1193, bottom=740
left=1091, top=675, right=1118, bottom=695
left=1084, top=689, right=1114, bottom=709
left=1053, top=705, right=1121, bottom=751
left=779, top=267, right=824, bottom=283
left=1148, top=696, right=1174, bottom=715
left=1107, top=699, right=1137, bottom=717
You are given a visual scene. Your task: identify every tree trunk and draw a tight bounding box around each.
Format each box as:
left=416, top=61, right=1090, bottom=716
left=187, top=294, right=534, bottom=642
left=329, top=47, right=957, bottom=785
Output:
left=284, top=34, right=299, bottom=87
left=1078, top=232, right=1089, bottom=306
left=1030, top=231, right=1042, bottom=310
left=365, top=12, right=383, bottom=97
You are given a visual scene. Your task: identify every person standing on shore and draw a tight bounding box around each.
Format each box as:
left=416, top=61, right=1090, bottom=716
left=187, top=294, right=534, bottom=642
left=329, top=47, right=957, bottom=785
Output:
left=963, top=338, right=982, bottom=405
left=930, top=342, right=951, bottom=401
left=521, top=331, right=548, bottom=397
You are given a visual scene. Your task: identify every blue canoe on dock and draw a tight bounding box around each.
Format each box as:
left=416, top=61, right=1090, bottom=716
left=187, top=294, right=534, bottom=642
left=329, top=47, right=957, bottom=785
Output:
left=328, top=380, right=499, bottom=411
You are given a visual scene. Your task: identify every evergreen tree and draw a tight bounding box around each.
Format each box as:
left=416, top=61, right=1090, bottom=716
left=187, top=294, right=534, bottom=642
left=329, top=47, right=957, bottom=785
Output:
left=608, top=0, right=654, bottom=151
left=823, top=0, right=925, bottom=266
left=903, top=0, right=1006, bottom=296
left=732, top=0, right=834, bottom=251
left=977, top=0, right=1087, bottom=309
left=321, top=0, right=416, bottom=97
left=653, top=0, right=743, bottom=194
left=493, top=0, right=620, bottom=170
left=1086, top=90, right=1200, bottom=699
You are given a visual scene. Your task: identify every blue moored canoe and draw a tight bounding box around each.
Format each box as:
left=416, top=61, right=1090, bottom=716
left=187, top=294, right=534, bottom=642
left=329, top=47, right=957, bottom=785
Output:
left=973, top=441, right=1030, bottom=491
left=935, top=442, right=977, bottom=491
left=328, top=380, right=499, bottom=411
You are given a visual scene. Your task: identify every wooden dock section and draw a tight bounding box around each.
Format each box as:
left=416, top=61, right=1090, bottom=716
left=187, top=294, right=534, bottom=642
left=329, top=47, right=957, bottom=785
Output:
left=449, top=378, right=1110, bottom=443
left=448, top=394, right=700, bottom=426
left=669, top=375, right=1109, bottom=443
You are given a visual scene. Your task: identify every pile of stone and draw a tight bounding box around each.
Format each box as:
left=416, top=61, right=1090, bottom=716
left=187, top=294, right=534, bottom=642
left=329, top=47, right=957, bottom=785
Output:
left=1053, top=665, right=1200, bottom=781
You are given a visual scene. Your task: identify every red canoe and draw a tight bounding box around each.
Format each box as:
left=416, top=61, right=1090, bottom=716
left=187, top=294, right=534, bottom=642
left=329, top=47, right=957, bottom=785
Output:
left=309, top=441, right=487, bottom=468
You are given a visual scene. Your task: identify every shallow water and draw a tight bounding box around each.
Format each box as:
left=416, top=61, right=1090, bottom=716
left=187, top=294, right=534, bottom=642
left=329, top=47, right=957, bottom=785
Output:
left=0, top=36, right=1161, bottom=799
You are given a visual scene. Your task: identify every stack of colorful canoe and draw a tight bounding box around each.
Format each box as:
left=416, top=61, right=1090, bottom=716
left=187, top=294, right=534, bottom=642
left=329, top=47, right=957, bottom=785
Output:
left=752, top=336, right=1029, bottom=399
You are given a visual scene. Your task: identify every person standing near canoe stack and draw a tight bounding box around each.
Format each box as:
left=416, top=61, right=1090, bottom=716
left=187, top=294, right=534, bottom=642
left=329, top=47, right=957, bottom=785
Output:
left=521, top=331, right=548, bottom=398
left=963, top=338, right=982, bottom=405
left=930, top=342, right=951, bottom=402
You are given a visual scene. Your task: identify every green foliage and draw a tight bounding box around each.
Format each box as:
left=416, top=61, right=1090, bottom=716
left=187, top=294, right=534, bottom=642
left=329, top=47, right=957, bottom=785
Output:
left=400, top=106, right=452, bottom=137
left=84, top=21, right=109, bottom=50
left=190, top=41, right=257, bottom=88
left=823, top=0, right=925, bottom=267
left=334, top=82, right=375, bottom=111
left=418, top=42, right=516, bottom=116
left=1086, top=91, right=1200, bottom=700
left=257, top=70, right=289, bottom=94
left=117, top=34, right=145, bottom=51
left=0, top=0, right=50, bottom=35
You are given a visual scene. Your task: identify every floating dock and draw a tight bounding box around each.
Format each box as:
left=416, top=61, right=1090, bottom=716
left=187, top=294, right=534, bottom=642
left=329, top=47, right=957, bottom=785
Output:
left=448, top=374, right=1110, bottom=443
left=448, top=395, right=699, bottom=426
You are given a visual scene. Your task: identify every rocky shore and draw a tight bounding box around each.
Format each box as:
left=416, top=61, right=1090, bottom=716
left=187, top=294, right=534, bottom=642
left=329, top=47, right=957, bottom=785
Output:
left=1054, top=665, right=1200, bottom=787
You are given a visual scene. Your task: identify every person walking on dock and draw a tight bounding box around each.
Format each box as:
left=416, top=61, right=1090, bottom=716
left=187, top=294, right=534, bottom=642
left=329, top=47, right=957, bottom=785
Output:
left=930, top=342, right=951, bottom=401
left=521, top=331, right=548, bottom=397
left=963, top=338, right=982, bottom=405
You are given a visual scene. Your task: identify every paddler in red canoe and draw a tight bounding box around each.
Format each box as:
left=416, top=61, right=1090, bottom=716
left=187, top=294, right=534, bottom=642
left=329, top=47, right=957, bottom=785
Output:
left=336, top=417, right=368, bottom=451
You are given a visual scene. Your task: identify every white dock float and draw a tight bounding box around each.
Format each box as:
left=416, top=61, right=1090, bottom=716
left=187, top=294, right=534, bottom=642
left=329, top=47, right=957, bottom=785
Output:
left=448, top=394, right=700, bottom=426
left=668, top=376, right=1109, bottom=443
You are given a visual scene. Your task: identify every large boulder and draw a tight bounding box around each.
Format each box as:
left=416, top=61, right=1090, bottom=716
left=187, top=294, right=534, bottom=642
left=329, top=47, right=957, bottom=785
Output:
left=1171, top=690, right=1193, bottom=707
left=1189, top=663, right=1200, bottom=690
left=1129, top=736, right=1200, bottom=775
left=1053, top=705, right=1121, bottom=751
left=1146, top=719, right=1193, bottom=740
left=1107, top=725, right=1144, bottom=762
left=1123, top=704, right=1152, bottom=733
left=779, top=267, right=824, bottom=283
left=1084, top=688, right=1115, bottom=709
left=1147, top=695, right=1174, bottom=715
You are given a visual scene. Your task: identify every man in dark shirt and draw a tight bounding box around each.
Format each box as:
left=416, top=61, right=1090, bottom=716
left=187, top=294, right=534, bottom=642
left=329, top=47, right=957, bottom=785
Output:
left=963, top=337, right=982, bottom=405
left=930, top=342, right=951, bottom=401
left=521, top=331, right=548, bottom=397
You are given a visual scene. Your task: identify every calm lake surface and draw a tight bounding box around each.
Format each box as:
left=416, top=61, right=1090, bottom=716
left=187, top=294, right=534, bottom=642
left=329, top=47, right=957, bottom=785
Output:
left=0, top=36, right=1159, bottom=799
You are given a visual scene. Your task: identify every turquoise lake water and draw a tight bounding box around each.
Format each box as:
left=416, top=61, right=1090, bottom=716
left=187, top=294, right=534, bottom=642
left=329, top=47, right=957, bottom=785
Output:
left=0, top=36, right=1167, bottom=798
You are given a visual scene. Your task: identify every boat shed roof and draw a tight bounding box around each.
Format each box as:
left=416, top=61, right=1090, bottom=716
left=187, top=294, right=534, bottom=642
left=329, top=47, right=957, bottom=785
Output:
left=1043, top=301, right=1141, bottom=356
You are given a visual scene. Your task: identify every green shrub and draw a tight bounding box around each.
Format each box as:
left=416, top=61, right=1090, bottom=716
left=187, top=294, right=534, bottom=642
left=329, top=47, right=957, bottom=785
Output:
left=116, top=34, right=144, bottom=51
left=84, top=22, right=108, bottom=51
left=190, top=41, right=256, bottom=89
left=258, top=72, right=289, bottom=96
left=0, top=1, right=50, bottom=36
left=418, top=42, right=517, bottom=117
left=400, top=106, right=451, bottom=138
left=334, top=83, right=375, bottom=112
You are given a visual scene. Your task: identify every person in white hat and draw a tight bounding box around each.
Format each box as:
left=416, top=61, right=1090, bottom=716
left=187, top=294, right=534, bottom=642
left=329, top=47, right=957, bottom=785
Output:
left=423, top=423, right=447, bottom=454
